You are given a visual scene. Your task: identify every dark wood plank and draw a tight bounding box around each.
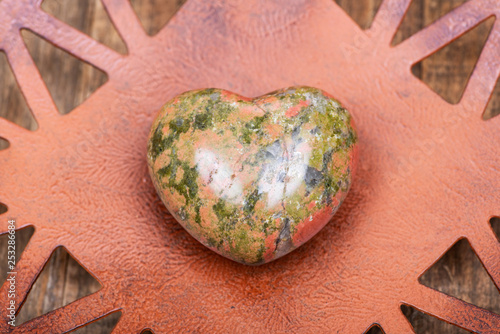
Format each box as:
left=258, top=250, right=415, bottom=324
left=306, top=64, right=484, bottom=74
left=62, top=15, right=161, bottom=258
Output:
left=0, top=51, right=37, bottom=133
left=334, top=0, right=383, bottom=30
left=15, top=247, right=103, bottom=332
left=0, top=227, right=34, bottom=286
left=130, top=0, right=187, bottom=36
left=41, top=0, right=127, bottom=54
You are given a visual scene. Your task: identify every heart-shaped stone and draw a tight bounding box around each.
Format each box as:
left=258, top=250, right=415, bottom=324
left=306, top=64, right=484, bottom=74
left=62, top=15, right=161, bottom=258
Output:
left=147, top=86, right=357, bottom=265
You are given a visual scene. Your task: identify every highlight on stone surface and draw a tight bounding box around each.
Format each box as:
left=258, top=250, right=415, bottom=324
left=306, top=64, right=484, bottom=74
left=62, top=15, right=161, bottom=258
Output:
left=147, top=86, right=358, bottom=265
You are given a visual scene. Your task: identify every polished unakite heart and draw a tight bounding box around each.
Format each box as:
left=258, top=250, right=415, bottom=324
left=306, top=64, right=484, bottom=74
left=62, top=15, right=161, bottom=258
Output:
left=147, top=87, right=357, bottom=265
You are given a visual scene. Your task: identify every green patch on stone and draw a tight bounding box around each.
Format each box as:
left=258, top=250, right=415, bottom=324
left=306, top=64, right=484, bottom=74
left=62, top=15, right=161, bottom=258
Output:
left=157, top=148, right=202, bottom=223
left=194, top=111, right=213, bottom=130
left=260, top=216, right=279, bottom=237
left=243, top=189, right=261, bottom=216
left=165, top=117, right=191, bottom=147
left=322, top=174, right=340, bottom=205
left=192, top=92, right=236, bottom=131
left=194, top=202, right=202, bottom=225
left=256, top=243, right=266, bottom=263
left=230, top=228, right=253, bottom=260
left=179, top=164, right=199, bottom=202
left=239, top=114, right=269, bottom=144
left=213, top=198, right=237, bottom=223
left=148, top=116, right=191, bottom=161
left=148, top=122, right=166, bottom=160
left=284, top=193, right=311, bottom=232
left=206, top=236, right=218, bottom=248
left=213, top=100, right=236, bottom=123
left=343, top=119, right=357, bottom=148
left=169, top=116, right=190, bottom=135
left=233, top=224, right=265, bottom=263
left=309, top=148, right=324, bottom=171
left=212, top=198, right=265, bottom=262
left=157, top=158, right=180, bottom=185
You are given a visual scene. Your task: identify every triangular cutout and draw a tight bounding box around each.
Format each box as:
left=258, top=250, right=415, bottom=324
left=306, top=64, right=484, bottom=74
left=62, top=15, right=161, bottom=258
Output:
left=73, top=311, right=122, bottom=333
left=130, top=0, right=187, bottom=36
left=16, top=246, right=102, bottom=324
left=419, top=238, right=500, bottom=314
left=21, top=29, right=109, bottom=115
left=0, top=137, right=9, bottom=151
left=0, top=202, right=7, bottom=214
left=410, top=17, right=495, bottom=104
left=392, top=0, right=470, bottom=46
left=401, top=304, right=471, bottom=333
left=334, top=0, right=383, bottom=30
left=483, top=78, right=500, bottom=120
left=365, top=323, right=385, bottom=334
left=1, top=225, right=35, bottom=286
left=491, top=217, right=500, bottom=242
left=0, top=51, right=38, bottom=130
left=41, top=0, right=127, bottom=54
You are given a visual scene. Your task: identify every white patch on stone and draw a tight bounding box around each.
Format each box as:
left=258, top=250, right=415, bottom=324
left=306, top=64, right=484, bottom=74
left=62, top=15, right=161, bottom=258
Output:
left=258, top=138, right=311, bottom=209
left=195, top=148, right=243, bottom=204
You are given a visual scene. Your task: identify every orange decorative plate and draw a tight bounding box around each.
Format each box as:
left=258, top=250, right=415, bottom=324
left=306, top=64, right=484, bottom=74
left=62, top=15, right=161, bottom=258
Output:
left=0, top=0, right=499, bottom=333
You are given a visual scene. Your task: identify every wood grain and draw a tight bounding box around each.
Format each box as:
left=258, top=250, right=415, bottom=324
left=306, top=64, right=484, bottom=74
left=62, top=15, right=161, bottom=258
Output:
left=0, top=0, right=498, bottom=333
left=334, top=0, right=383, bottom=30
left=130, top=0, right=186, bottom=36
left=0, top=227, right=34, bottom=286
left=15, top=247, right=102, bottom=327
left=0, top=51, right=36, bottom=136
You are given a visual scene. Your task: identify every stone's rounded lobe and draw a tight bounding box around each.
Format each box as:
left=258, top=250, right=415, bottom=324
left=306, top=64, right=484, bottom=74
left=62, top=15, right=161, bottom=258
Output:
left=147, top=86, right=357, bottom=265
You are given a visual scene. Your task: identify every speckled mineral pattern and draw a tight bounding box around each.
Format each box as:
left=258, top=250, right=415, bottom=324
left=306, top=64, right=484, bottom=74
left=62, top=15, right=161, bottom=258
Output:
left=147, top=86, right=358, bottom=265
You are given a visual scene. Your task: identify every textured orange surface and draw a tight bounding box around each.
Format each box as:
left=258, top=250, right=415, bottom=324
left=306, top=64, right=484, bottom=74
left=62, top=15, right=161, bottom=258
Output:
left=0, top=0, right=499, bottom=333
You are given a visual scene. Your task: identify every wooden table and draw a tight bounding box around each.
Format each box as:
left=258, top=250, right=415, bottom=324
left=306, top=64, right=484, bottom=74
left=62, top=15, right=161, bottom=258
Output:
left=1, top=0, right=498, bottom=333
